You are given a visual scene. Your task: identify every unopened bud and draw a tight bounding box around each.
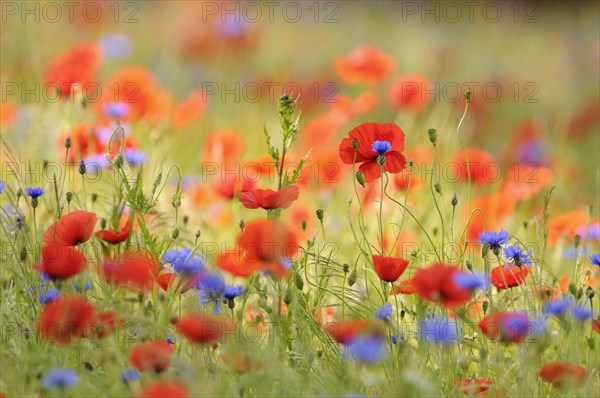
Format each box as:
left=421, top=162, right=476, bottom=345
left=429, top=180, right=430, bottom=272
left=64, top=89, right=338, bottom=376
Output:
left=171, top=229, right=179, bottom=239
left=466, top=261, right=473, bottom=271
left=183, top=215, right=189, bottom=225
left=316, top=209, right=324, bottom=221
left=574, top=235, right=581, bottom=249
left=427, top=128, right=437, bottom=145
left=301, top=220, right=307, bottom=231
left=451, top=193, right=458, bottom=207
left=586, top=287, right=595, bottom=299
left=239, top=219, right=245, bottom=230
left=195, top=230, right=201, bottom=238
left=114, top=154, right=124, bottom=169
left=465, top=91, right=472, bottom=102
left=348, top=268, right=357, bottom=286
left=482, top=300, right=489, bottom=314
left=294, top=271, right=304, bottom=291
left=66, top=192, right=73, bottom=203
left=65, top=136, right=72, bottom=149
left=283, top=287, right=293, bottom=305
left=100, top=218, right=107, bottom=229
left=91, top=193, right=98, bottom=203
left=352, top=138, right=358, bottom=150
left=79, top=160, right=86, bottom=175
left=342, top=263, right=349, bottom=273
left=434, top=182, right=441, bottom=194
left=356, top=172, right=365, bottom=187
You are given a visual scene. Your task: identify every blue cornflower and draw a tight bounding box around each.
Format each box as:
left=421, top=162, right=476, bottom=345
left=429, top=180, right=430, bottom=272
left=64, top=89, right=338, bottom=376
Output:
left=453, top=272, right=489, bottom=290
left=102, top=102, right=130, bottom=119
left=166, top=333, right=175, bottom=344
left=38, top=288, right=60, bottom=304
left=99, top=33, right=133, bottom=59
left=74, top=281, right=92, bottom=292
left=572, top=306, right=593, bottom=321
left=123, top=149, right=147, bottom=165
left=42, top=368, right=79, bottom=389
left=198, top=274, right=226, bottom=313
left=119, top=369, right=139, bottom=384
left=391, top=333, right=405, bottom=345
left=224, top=284, right=244, bottom=301
left=420, top=316, right=459, bottom=346
left=529, top=316, right=547, bottom=337
left=0, top=181, right=5, bottom=194
left=590, top=253, right=600, bottom=267
left=375, top=303, right=393, bottom=321
left=346, top=335, right=386, bottom=363
left=372, top=140, right=392, bottom=155
left=26, top=186, right=44, bottom=199
left=163, top=248, right=204, bottom=274
left=543, top=298, right=572, bottom=317
left=478, top=229, right=509, bottom=251
left=503, top=245, right=533, bottom=266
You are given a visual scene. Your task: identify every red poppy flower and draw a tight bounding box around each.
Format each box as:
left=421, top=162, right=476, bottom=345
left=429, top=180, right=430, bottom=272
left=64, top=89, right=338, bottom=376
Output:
left=454, top=378, right=493, bottom=395
left=38, top=296, right=95, bottom=344
left=478, top=312, right=530, bottom=343
left=538, top=363, right=588, bottom=390
left=387, top=74, right=432, bottom=111
left=95, top=219, right=130, bottom=244
left=171, top=314, right=233, bottom=344
left=238, top=185, right=299, bottom=210
left=339, top=122, right=407, bottom=183
left=202, top=129, right=245, bottom=165
left=45, top=42, right=101, bottom=98
left=104, top=66, right=162, bottom=121
left=157, top=273, right=199, bottom=294
left=411, top=263, right=471, bottom=308
left=593, top=319, right=600, bottom=334
left=324, top=320, right=373, bottom=344
left=452, top=149, right=497, bottom=185
left=221, top=352, right=264, bottom=373
left=133, top=381, right=189, bottom=398
left=547, top=210, right=590, bottom=246
left=216, top=219, right=298, bottom=278
left=130, top=341, right=174, bottom=373
left=102, top=250, right=159, bottom=293
left=85, top=311, right=123, bottom=339
left=490, top=264, right=529, bottom=290
left=392, top=279, right=415, bottom=295
left=44, top=211, right=98, bottom=246
left=170, top=91, right=207, bottom=130
left=372, top=255, right=409, bottom=282
left=334, top=45, right=395, bottom=85
left=33, top=244, right=87, bottom=280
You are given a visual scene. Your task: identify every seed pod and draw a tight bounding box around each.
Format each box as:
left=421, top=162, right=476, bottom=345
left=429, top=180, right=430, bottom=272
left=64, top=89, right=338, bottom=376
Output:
left=427, top=128, right=437, bottom=145
left=316, top=209, right=324, bottom=221
left=355, top=172, right=366, bottom=187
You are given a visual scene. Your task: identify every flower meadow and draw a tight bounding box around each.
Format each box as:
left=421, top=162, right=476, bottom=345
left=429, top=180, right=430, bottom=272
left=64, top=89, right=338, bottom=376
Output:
left=0, top=1, right=599, bottom=397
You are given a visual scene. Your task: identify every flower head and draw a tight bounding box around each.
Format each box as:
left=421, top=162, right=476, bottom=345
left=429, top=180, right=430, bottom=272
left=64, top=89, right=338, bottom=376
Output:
left=372, top=140, right=392, bottom=155
left=26, top=186, right=44, bottom=199
left=453, top=272, right=490, bottom=291
left=119, top=369, right=139, bottom=384
left=224, top=284, right=244, bottom=301
left=590, top=253, right=600, bottom=266
left=479, top=229, right=509, bottom=251
left=38, top=288, right=60, bottom=304
left=346, top=334, right=386, bottom=363
left=375, top=303, right=393, bottom=321
left=543, top=298, right=572, bottom=317
left=572, top=306, right=593, bottom=321
left=74, top=281, right=92, bottom=292
left=42, top=368, right=79, bottom=389
left=198, top=274, right=226, bottom=313
left=503, top=245, right=533, bottom=266
left=372, top=255, right=409, bottom=282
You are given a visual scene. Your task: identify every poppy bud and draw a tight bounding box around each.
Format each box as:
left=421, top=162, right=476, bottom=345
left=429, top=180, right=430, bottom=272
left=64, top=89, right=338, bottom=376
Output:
left=66, top=191, right=73, bottom=203
left=294, top=271, right=304, bottom=291
left=239, top=219, right=245, bottom=230
left=171, top=229, right=179, bottom=239
left=586, top=287, right=595, bottom=299
left=355, top=172, right=365, bottom=187
left=482, top=300, right=489, bottom=314
left=465, top=91, right=472, bottom=103
left=172, top=199, right=181, bottom=209
left=348, top=268, right=357, bottom=286
left=576, top=287, right=583, bottom=300
left=316, top=209, right=324, bottom=221
left=283, top=287, right=293, bottom=305
left=451, top=192, right=458, bottom=207
left=43, top=160, right=49, bottom=170
left=351, top=138, right=358, bottom=150
left=400, top=310, right=405, bottom=319
left=427, top=128, right=437, bottom=145
left=114, top=154, right=124, bottom=169
left=183, top=215, right=189, bottom=225
left=573, top=234, right=581, bottom=249
left=434, top=182, right=441, bottom=194
left=83, top=362, right=93, bottom=371
left=301, top=220, right=307, bottom=231
left=408, top=158, right=414, bottom=169
left=195, top=230, right=201, bottom=238
left=466, top=261, right=473, bottom=271
left=79, top=160, right=86, bottom=175
left=65, top=136, right=72, bottom=149
left=568, top=283, right=577, bottom=296
left=16, top=188, right=23, bottom=198
left=342, top=263, right=349, bottom=273
left=100, top=218, right=107, bottom=229
left=588, top=337, right=596, bottom=349
left=91, top=193, right=98, bottom=204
